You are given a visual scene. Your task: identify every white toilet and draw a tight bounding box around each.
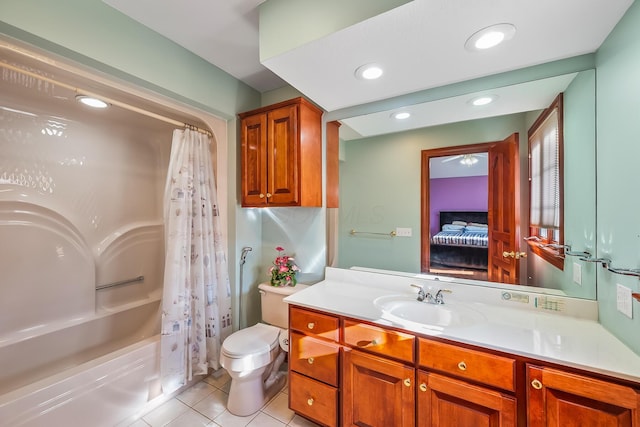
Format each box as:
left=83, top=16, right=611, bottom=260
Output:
left=220, top=282, right=308, bottom=416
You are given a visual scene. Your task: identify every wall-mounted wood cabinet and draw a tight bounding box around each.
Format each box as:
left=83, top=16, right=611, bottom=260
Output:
left=239, top=97, right=322, bottom=207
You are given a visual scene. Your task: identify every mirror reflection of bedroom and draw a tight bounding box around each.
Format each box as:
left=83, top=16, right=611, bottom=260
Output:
left=428, top=152, right=489, bottom=281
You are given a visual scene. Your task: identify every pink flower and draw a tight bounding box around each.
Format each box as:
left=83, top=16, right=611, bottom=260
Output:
left=269, top=246, right=299, bottom=286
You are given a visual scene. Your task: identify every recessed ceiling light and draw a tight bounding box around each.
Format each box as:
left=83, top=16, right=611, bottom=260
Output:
left=355, top=63, right=383, bottom=80
left=75, top=95, right=109, bottom=109
left=469, top=95, right=498, bottom=106
left=392, top=111, right=411, bottom=120
left=465, top=23, right=516, bottom=52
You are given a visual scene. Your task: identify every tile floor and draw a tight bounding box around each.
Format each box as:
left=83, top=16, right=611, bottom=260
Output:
left=128, top=369, right=321, bottom=427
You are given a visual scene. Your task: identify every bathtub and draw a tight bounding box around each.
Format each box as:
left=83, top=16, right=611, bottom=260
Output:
left=0, top=300, right=163, bottom=427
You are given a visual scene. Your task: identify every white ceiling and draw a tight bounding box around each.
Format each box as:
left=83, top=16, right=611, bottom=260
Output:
left=103, top=0, right=631, bottom=134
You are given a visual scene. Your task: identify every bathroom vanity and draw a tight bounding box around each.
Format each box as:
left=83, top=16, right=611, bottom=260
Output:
left=285, top=267, right=640, bottom=427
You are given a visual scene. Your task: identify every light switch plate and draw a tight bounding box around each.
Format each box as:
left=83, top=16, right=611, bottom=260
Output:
left=572, top=262, right=582, bottom=285
left=395, top=227, right=412, bottom=237
left=616, top=284, right=633, bottom=319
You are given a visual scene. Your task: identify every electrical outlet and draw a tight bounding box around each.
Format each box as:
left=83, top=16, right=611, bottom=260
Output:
left=572, top=262, right=582, bottom=285
left=395, top=227, right=412, bottom=237
left=616, top=284, right=633, bottom=319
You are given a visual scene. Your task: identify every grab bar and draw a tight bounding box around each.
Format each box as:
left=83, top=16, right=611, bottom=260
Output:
left=579, top=257, right=640, bottom=279
left=96, top=275, right=144, bottom=290
left=600, top=259, right=640, bottom=278
left=350, top=229, right=397, bottom=237
left=538, top=243, right=591, bottom=258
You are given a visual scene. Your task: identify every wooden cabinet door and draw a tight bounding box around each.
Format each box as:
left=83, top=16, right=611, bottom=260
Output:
left=343, top=349, right=415, bottom=427
left=240, top=113, right=268, bottom=206
left=417, top=371, right=516, bottom=427
left=267, top=104, right=299, bottom=205
left=528, top=365, right=640, bottom=427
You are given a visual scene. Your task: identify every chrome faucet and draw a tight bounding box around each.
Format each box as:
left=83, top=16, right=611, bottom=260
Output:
left=434, top=288, right=452, bottom=304
left=411, top=285, right=452, bottom=304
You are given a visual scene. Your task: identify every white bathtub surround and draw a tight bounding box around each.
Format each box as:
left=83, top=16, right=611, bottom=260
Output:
left=0, top=43, right=230, bottom=426
left=161, top=128, right=232, bottom=394
left=285, top=267, right=640, bottom=383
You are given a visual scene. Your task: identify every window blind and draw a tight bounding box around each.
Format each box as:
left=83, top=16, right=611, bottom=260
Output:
left=529, top=107, right=560, bottom=229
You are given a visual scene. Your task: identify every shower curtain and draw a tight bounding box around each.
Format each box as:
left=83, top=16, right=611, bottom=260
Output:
left=160, top=128, right=231, bottom=394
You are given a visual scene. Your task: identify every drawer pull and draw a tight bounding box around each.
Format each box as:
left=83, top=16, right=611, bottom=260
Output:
left=457, top=361, right=467, bottom=371
left=259, top=193, right=265, bottom=199
left=307, top=357, right=314, bottom=365
left=419, top=383, right=428, bottom=392
left=307, top=322, right=315, bottom=330
left=307, top=397, right=314, bottom=406
left=531, top=379, right=543, bottom=390
left=356, top=339, right=378, bottom=347
left=403, top=378, right=411, bottom=387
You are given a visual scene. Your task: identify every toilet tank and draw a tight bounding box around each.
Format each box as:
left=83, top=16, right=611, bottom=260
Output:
left=258, top=283, right=309, bottom=329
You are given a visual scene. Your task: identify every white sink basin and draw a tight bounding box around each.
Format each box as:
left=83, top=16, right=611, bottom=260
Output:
left=374, top=295, right=485, bottom=329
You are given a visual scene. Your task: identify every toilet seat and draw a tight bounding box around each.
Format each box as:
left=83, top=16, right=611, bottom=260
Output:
left=220, top=323, right=281, bottom=372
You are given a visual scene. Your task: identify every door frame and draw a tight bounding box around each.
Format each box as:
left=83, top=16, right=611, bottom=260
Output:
left=420, top=136, right=520, bottom=281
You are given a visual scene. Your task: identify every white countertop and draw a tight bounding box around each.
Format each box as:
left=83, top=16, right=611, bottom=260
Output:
left=285, top=267, right=640, bottom=383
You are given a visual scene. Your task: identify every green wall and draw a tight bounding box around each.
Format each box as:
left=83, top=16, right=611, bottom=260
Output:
left=595, top=0, right=640, bottom=354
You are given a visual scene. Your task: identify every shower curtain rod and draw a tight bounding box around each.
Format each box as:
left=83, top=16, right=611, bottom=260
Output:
left=0, top=62, right=213, bottom=137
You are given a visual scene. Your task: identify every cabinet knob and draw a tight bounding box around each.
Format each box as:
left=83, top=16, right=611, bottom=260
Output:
left=531, top=379, right=543, bottom=390
left=403, top=378, right=411, bottom=387
left=259, top=193, right=265, bottom=199
left=457, top=361, right=467, bottom=371
left=307, top=357, right=314, bottom=365
left=307, top=322, right=315, bottom=330
left=266, top=192, right=272, bottom=198
left=307, top=398, right=314, bottom=406
left=419, top=383, right=428, bottom=392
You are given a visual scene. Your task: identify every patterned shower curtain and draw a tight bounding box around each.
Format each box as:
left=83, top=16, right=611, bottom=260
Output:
left=160, top=128, right=232, bottom=394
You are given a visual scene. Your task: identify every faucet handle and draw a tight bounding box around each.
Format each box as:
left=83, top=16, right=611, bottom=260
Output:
left=410, top=284, right=426, bottom=301
left=435, top=289, right=452, bottom=304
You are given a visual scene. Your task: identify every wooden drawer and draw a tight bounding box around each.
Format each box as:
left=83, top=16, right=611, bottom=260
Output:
left=289, top=371, right=338, bottom=427
left=343, top=319, right=415, bottom=363
left=290, top=306, right=339, bottom=341
left=419, top=338, right=515, bottom=392
left=290, top=331, right=340, bottom=386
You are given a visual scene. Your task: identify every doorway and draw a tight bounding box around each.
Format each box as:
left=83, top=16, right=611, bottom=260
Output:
left=420, top=133, right=520, bottom=284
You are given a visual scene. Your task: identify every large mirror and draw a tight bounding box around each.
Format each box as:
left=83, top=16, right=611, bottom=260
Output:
left=335, top=70, right=596, bottom=299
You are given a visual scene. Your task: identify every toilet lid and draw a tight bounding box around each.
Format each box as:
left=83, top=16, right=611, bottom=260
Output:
left=222, top=323, right=280, bottom=358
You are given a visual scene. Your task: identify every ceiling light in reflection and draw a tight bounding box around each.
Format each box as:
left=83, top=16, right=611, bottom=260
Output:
left=469, top=95, right=498, bottom=106
left=391, top=111, right=411, bottom=120
left=460, top=154, right=479, bottom=166
left=75, top=95, right=109, bottom=109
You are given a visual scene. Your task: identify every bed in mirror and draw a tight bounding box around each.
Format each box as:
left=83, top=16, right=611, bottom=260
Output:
left=335, top=69, right=596, bottom=299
